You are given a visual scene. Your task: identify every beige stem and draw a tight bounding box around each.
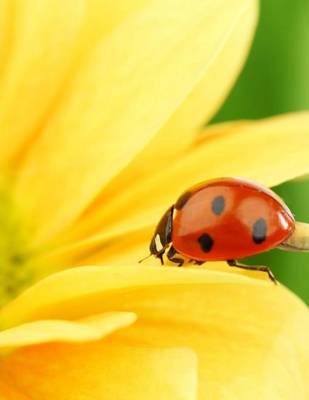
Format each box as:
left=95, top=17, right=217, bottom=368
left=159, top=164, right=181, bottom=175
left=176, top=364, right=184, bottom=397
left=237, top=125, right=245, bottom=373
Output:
left=278, top=221, right=309, bottom=252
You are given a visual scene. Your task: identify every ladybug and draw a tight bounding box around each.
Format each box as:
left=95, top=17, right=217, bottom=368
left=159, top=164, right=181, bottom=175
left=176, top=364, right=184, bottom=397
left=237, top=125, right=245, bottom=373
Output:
left=145, top=177, right=299, bottom=283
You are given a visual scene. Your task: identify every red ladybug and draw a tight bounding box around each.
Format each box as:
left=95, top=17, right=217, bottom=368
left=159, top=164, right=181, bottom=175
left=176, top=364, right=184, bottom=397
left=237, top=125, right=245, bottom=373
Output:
left=147, top=177, right=296, bottom=282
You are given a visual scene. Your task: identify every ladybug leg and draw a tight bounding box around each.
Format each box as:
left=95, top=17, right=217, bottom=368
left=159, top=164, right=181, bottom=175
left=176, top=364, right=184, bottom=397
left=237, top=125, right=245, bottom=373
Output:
left=188, top=259, right=204, bottom=265
left=193, top=260, right=205, bottom=265
left=157, top=252, right=164, bottom=265
left=167, top=246, right=184, bottom=267
left=227, top=260, right=277, bottom=284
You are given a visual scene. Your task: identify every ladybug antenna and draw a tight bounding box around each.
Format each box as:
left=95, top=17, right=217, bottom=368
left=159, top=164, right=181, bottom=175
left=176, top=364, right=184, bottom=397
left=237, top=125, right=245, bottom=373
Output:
left=138, top=253, right=152, bottom=263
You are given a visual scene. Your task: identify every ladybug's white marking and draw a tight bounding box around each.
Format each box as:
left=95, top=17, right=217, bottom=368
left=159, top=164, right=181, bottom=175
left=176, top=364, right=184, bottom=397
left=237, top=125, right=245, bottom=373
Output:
left=278, top=212, right=289, bottom=230
left=155, top=234, right=164, bottom=252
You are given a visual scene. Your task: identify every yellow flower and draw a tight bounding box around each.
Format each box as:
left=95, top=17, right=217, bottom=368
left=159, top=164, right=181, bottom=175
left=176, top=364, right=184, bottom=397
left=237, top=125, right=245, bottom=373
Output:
left=0, top=0, right=309, bottom=399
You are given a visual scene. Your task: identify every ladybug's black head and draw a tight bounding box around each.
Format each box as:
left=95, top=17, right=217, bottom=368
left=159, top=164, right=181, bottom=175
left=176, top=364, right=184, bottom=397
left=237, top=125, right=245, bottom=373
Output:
left=149, top=205, right=174, bottom=257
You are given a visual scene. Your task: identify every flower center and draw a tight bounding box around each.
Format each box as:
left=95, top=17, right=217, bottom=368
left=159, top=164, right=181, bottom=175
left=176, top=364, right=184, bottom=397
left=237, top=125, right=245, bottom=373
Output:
left=0, top=186, right=34, bottom=308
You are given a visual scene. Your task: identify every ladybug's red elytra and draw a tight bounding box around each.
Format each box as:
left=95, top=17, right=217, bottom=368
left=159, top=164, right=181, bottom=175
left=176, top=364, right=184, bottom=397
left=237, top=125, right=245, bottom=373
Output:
left=145, top=177, right=301, bottom=283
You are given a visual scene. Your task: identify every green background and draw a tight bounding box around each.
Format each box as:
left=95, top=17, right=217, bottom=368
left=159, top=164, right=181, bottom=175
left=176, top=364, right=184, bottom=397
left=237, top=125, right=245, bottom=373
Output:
left=213, top=0, right=309, bottom=303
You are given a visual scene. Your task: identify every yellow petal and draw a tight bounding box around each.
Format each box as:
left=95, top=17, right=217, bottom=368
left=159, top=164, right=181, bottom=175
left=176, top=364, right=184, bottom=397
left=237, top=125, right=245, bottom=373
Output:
left=0, top=382, right=30, bottom=400
left=0, top=1, right=12, bottom=75
left=0, top=312, right=136, bottom=349
left=145, top=0, right=257, bottom=165
left=41, top=224, right=153, bottom=269
left=0, top=266, right=257, bottom=329
left=15, top=0, right=257, bottom=245
left=67, top=112, right=309, bottom=244
left=82, top=0, right=258, bottom=202
left=77, top=0, right=151, bottom=47
left=0, top=0, right=149, bottom=169
left=0, top=343, right=197, bottom=400
left=0, top=0, right=85, bottom=167
left=1, top=265, right=308, bottom=399
left=111, top=284, right=309, bottom=399
left=180, top=111, right=309, bottom=187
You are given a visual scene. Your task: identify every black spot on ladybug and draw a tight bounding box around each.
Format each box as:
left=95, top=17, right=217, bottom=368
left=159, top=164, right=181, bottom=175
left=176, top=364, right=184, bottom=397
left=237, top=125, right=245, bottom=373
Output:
left=175, top=191, right=191, bottom=210
left=198, top=233, right=214, bottom=252
left=211, top=195, right=225, bottom=215
left=252, top=218, right=267, bottom=244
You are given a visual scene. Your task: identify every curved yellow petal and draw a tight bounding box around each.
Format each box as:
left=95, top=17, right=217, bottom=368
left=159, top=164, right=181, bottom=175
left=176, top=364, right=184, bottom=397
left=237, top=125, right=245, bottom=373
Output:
left=0, top=343, right=197, bottom=400
left=0, top=0, right=85, bottom=167
left=0, top=382, right=31, bottom=400
left=144, top=0, right=257, bottom=165
left=0, top=312, right=136, bottom=349
left=41, top=224, right=153, bottom=270
left=1, top=265, right=308, bottom=399
left=68, top=112, right=309, bottom=243
left=0, top=1, right=12, bottom=76
left=0, top=0, right=149, bottom=169
left=112, top=284, right=309, bottom=399
left=0, top=266, right=258, bottom=329
left=83, top=0, right=258, bottom=201
left=15, top=0, right=257, bottom=246
left=182, top=111, right=309, bottom=187
left=78, top=0, right=151, bottom=46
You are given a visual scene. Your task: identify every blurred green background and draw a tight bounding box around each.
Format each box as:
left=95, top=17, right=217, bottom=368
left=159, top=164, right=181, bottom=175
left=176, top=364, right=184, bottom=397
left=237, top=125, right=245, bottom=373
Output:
left=213, top=0, right=309, bottom=303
